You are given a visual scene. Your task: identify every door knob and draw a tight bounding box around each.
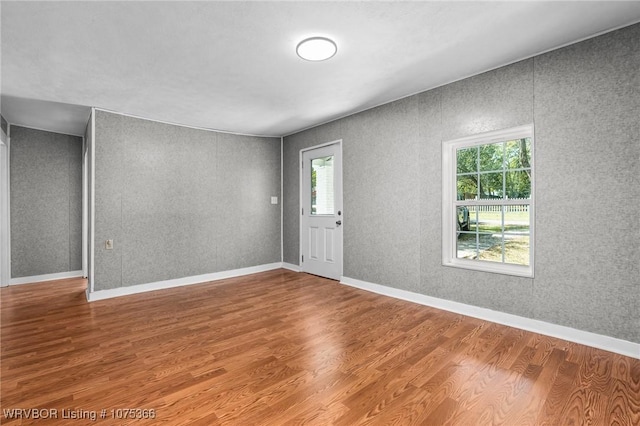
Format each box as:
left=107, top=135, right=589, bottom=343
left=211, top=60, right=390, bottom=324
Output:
left=336, top=220, right=342, bottom=226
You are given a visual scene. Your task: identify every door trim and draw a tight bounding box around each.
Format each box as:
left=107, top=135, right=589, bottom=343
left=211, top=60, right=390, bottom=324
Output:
left=0, top=126, right=9, bottom=287
left=299, top=139, right=343, bottom=278
left=82, top=138, right=88, bottom=278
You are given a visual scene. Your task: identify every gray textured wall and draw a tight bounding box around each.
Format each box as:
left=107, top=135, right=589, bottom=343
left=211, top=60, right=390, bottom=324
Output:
left=10, top=126, right=83, bottom=277
left=93, top=111, right=281, bottom=291
left=1, top=115, right=7, bottom=136
left=283, top=24, right=640, bottom=343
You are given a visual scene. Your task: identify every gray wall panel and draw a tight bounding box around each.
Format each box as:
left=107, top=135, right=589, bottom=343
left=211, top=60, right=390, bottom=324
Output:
left=283, top=24, right=639, bottom=343
left=68, top=139, right=83, bottom=271
left=93, top=111, right=281, bottom=291
left=120, top=117, right=218, bottom=286
left=217, top=133, right=281, bottom=271
left=341, top=97, right=421, bottom=290
left=418, top=90, right=445, bottom=293
left=532, top=24, right=640, bottom=341
left=440, top=59, right=534, bottom=141
left=94, top=111, right=124, bottom=290
left=10, top=126, right=82, bottom=277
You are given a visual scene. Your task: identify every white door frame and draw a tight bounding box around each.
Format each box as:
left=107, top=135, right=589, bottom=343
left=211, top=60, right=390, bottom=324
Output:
left=0, top=122, right=90, bottom=287
left=0, top=125, right=10, bottom=287
left=82, top=138, right=88, bottom=278
left=86, top=108, right=95, bottom=296
left=299, top=139, right=343, bottom=279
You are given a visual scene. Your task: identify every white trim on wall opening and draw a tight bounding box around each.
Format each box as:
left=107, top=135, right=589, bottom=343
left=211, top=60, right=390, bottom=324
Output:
left=89, top=108, right=96, bottom=295
left=0, top=124, right=10, bottom=287
left=82, top=137, right=88, bottom=278
left=281, top=136, right=284, bottom=263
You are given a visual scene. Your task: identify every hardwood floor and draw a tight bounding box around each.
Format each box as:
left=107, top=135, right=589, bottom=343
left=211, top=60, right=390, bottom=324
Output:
left=1, top=269, right=638, bottom=425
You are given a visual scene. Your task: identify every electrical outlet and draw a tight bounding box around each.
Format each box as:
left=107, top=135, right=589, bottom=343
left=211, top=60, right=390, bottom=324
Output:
left=271, top=196, right=278, bottom=205
left=105, top=239, right=113, bottom=250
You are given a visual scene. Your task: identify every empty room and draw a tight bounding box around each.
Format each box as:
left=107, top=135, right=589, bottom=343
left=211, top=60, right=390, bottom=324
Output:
left=1, top=1, right=639, bottom=425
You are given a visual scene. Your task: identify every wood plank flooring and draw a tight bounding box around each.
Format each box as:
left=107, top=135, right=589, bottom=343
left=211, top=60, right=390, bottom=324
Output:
left=1, top=269, right=638, bottom=425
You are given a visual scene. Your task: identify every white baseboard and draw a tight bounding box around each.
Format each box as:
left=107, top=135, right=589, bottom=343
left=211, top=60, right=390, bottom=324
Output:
left=10, top=270, right=84, bottom=285
left=341, top=276, right=640, bottom=360
left=86, top=263, right=283, bottom=302
left=282, top=262, right=300, bottom=272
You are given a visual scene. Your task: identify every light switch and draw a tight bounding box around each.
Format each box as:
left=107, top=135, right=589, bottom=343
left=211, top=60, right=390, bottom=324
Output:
left=271, top=196, right=278, bottom=205
left=105, top=239, right=113, bottom=250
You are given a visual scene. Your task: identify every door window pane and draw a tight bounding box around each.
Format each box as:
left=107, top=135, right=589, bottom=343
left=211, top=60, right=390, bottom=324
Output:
left=311, top=156, right=334, bottom=215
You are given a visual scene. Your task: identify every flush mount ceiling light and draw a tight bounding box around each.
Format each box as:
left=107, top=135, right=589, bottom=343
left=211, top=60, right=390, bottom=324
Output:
left=296, top=37, right=337, bottom=61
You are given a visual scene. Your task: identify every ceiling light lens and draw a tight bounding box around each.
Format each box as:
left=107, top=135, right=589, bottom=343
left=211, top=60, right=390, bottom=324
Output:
left=297, top=37, right=337, bottom=61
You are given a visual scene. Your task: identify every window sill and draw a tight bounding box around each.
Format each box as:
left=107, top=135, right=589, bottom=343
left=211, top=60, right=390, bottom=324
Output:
left=443, top=258, right=534, bottom=278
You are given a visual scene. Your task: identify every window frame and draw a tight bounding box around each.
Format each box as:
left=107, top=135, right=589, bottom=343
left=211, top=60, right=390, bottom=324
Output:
left=442, top=124, right=534, bottom=278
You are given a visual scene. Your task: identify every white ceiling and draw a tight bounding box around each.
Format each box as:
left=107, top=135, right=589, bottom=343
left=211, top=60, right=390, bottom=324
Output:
left=2, top=1, right=640, bottom=137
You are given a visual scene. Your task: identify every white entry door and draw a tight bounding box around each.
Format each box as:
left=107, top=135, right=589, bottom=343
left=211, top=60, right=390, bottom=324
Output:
left=300, top=142, right=343, bottom=280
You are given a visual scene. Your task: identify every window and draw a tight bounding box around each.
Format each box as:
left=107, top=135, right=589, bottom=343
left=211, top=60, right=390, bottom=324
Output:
left=311, top=155, right=335, bottom=215
left=442, top=125, right=534, bottom=277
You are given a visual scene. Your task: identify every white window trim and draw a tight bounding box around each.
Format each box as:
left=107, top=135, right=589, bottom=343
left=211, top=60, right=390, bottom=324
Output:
left=442, top=124, right=534, bottom=278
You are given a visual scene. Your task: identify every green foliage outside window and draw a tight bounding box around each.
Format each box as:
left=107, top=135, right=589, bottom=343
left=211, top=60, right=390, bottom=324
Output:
left=456, top=138, right=531, bottom=200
